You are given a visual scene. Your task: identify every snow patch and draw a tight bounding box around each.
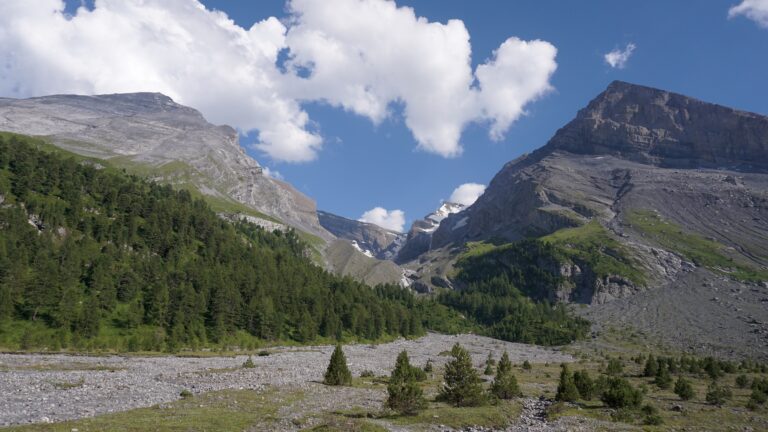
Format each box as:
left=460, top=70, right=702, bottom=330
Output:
left=351, top=240, right=374, bottom=258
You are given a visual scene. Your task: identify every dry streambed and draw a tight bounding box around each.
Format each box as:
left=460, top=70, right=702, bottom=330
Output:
left=0, top=333, right=572, bottom=427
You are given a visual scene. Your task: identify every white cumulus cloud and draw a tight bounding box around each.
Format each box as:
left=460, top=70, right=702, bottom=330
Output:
left=0, top=0, right=558, bottom=162
left=604, top=43, right=636, bottom=69
left=448, top=183, right=486, bottom=206
left=729, top=0, right=768, bottom=28
left=359, top=207, right=406, bottom=232
left=261, top=167, right=283, bottom=180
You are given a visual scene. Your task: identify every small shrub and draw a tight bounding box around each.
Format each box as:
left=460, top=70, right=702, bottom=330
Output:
left=735, top=374, right=749, bottom=388
left=242, top=356, right=256, bottom=369
left=257, top=350, right=271, bottom=357
left=674, top=376, right=695, bottom=401
left=705, top=382, right=732, bottom=406
left=641, top=404, right=658, bottom=416
left=601, top=377, right=643, bottom=409
left=610, top=408, right=637, bottom=423
left=360, top=370, right=375, bottom=378
left=522, top=360, right=532, bottom=371
left=180, top=389, right=193, bottom=399
left=749, top=389, right=767, bottom=406
left=644, top=414, right=664, bottom=425
left=606, top=357, right=624, bottom=376
left=423, top=359, right=433, bottom=373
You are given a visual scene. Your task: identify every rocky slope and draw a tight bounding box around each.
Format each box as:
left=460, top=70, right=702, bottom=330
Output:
left=0, top=93, right=331, bottom=240
left=317, top=211, right=404, bottom=260
left=433, top=81, right=768, bottom=251
left=408, top=81, right=768, bottom=358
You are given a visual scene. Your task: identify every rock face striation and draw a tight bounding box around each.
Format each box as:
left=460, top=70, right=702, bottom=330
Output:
left=0, top=93, right=331, bottom=239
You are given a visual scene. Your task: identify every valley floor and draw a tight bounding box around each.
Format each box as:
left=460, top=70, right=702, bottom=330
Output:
left=3, top=332, right=767, bottom=431
left=0, top=333, right=573, bottom=430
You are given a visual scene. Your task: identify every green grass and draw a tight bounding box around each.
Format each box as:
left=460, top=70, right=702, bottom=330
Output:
left=542, top=220, right=646, bottom=285
left=2, top=388, right=303, bottom=432
left=387, top=400, right=523, bottom=430
left=627, top=210, right=768, bottom=282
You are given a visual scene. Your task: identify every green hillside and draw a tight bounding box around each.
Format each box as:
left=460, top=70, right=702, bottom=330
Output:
left=0, top=134, right=426, bottom=351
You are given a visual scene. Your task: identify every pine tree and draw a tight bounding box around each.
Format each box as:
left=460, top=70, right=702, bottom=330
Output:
left=439, top=343, right=485, bottom=407
left=705, top=382, right=732, bottom=406
left=555, top=363, right=579, bottom=402
left=654, top=363, right=672, bottom=389
left=324, top=344, right=352, bottom=386
left=643, top=354, right=658, bottom=377
left=386, top=350, right=427, bottom=415
left=674, top=376, right=695, bottom=400
left=490, top=351, right=521, bottom=399
left=573, top=370, right=595, bottom=400
left=391, top=350, right=426, bottom=382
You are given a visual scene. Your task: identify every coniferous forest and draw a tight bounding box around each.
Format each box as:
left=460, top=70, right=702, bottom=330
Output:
left=0, top=134, right=426, bottom=351
left=0, top=134, right=588, bottom=351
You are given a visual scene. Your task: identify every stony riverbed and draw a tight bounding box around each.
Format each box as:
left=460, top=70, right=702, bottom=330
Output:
left=0, top=333, right=574, bottom=428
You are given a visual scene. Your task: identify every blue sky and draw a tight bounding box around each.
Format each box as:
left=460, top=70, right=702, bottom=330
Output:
left=41, top=1, right=768, bottom=229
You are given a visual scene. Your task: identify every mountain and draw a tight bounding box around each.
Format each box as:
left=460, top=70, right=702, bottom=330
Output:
left=419, top=81, right=768, bottom=359
left=0, top=93, right=331, bottom=240
left=317, top=210, right=404, bottom=260
left=396, top=201, right=465, bottom=264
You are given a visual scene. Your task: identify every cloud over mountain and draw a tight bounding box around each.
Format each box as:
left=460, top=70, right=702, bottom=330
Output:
left=0, top=0, right=557, bottom=162
left=358, top=207, right=406, bottom=232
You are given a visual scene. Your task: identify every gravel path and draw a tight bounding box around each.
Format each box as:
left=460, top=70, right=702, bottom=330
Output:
left=0, top=333, right=573, bottom=427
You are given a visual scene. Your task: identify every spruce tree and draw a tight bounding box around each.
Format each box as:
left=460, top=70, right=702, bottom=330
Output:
left=386, top=350, right=427, bottom=415
left=654, top=363, right=672, bottom=389
left=705, top=382, right=732, bottom=406
left=491, top=351, right=521, bottom=399
left=324, top=344, right=352, bottom=386
left=573, top=370, right=595, bottom=400
left=643, top=354, right=658, bottom=377
left=555, top=363, right=579, bottom=402
left=439, top=343, right=485, bottom=407
left=674, top=376, right=695, bottom=400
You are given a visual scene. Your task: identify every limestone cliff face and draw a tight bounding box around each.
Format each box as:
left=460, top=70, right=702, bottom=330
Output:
left=0, top=93, right=331, bottom=239
left=548, top=80, right=768, bottom=171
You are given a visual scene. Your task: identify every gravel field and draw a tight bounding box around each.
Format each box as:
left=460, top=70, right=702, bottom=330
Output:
left=0, top=333, right=573, bottom=428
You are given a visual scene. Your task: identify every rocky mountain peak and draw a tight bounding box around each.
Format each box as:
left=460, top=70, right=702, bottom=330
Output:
left=546, top=81, right=768, bottom=171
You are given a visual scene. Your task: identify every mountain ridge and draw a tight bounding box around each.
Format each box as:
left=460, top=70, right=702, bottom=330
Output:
left=0, top=92, right=332, bottom=240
